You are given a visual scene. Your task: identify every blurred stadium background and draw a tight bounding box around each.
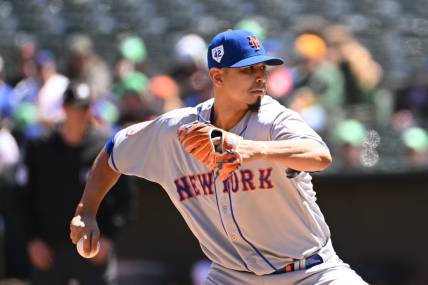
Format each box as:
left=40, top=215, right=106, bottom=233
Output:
left=1, top=0, right=428, bottom=284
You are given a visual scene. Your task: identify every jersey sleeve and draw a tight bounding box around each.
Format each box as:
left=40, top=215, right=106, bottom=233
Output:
left=105, top=119, right=170, bottom=182
left=271, top=109, right=327, bottom=147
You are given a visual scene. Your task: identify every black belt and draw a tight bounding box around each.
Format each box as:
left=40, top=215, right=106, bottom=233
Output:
left=273, top=254, right=323, bottom=274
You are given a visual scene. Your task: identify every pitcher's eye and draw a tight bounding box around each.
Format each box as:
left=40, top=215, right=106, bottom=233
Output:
left=241, top=66, right=253, bottom=73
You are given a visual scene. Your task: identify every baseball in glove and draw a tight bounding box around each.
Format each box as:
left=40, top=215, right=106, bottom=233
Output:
left=178, top=123, right=242, bottom=181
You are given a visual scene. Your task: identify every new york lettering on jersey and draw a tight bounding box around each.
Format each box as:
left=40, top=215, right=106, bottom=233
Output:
left=174, top=168, right=274, bottom=202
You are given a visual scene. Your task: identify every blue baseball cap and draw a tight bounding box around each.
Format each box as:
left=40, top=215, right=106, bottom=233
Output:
left=207, top=30, right=284, bottom=69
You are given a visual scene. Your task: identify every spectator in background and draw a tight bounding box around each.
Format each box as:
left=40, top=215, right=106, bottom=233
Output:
left=324, top=24, right=386, bottom=123
left=8, top=37, right=38, bottom=87
left=20, top=82, right=134, bottom=285
left=0, top=55, right=15, bottom=119
left=116, top=89, right=158, bottom=127
left=112, top=68, right=159, bottom=126
left=64, top=34, right=120, bottom=133
left=113, top=35, right=150, bottom=94
left=287, top=32, right=345, bottom=134
left=401, top=127, right=428, bottom=166
left=112, top=36, right=160, bottom=126
left=0, top=123, right=19, bottom=176
left=119, top=35, right=148, bottom=74
left=170, top=34, right=212, bottom=107
left=35, top=50, right=69, bottom=126
left=112, top=58, right=149, bottom=99
left=0, top=122, right=29, bottom=280
left=66, top=34, right=112, bottom=100
left=393, top=74, right=428, bottom=168
left=333, top=119, right=368, bottom=169
left=394, top=65, right=428, bottom=123
left=149, top=74, right=183, bottom=113
left=174, top=34, right=207, bottom=68
left=9, top=40, right=40, bottom=119
left=0, top=73, right=29, bottom=279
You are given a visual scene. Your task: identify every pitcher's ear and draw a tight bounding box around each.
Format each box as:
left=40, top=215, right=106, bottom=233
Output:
left=209, top=68, right=224, bottom=87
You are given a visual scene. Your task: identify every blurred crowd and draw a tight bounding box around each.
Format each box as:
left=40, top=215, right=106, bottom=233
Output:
left=0, top=15, right=428, bottom=284
left=1, top=18, right=428, bottom=177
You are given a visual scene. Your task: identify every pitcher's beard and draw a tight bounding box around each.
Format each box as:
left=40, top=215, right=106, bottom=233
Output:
left=248, top=96, right=262, bottom=112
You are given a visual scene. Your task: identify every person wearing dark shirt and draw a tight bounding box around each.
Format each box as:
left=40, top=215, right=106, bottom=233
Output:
left=21, top=82, right=134, bottom=285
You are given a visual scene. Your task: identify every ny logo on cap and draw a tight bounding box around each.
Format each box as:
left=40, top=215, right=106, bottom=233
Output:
left=212, top=45, right=224, bottom=63
left=247, top=36, right=260, bottom=51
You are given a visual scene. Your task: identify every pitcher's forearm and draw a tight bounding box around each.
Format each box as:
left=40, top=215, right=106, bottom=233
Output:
left=240, top=139, right=332, bottom=171
left=76, top=148, right=121, bottom=216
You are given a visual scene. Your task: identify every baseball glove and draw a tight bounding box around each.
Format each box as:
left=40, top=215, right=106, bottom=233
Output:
left=178, top=123, right=242, bottom=181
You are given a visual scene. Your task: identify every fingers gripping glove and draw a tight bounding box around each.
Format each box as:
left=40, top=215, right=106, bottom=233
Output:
left=178, top=123, right=242, bottom=181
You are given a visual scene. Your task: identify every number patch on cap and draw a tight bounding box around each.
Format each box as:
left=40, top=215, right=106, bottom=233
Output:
left=212, top=45, right=224, bottom=63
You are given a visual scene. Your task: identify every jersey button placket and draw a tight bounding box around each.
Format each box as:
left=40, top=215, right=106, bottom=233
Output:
left=214, top=178, right=233, bottom=238
left=221, top=181, right=238, bottom=242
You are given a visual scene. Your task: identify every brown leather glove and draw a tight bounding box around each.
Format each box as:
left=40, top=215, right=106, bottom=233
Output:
left=178, top=123, right=242, bottom=181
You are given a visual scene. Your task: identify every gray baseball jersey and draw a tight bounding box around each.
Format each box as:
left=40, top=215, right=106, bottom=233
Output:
left=106, top=95, right=331, bottom=276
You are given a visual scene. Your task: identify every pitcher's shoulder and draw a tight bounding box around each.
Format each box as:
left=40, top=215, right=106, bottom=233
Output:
left=159, top=106, right=198, bottom=127
left=157, top=99, right=213, bottom=131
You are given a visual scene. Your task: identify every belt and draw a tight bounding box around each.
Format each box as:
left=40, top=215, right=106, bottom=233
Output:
left=273, top=254, right=324, bottom=274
